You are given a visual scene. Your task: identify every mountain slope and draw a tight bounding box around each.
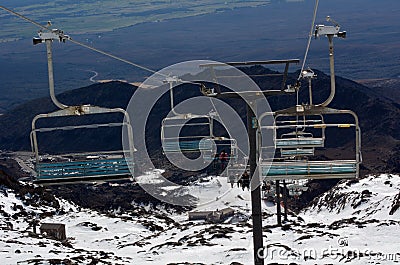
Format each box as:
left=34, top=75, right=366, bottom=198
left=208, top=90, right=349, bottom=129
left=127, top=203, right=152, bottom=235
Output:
left=0, top=81, right=136, bottom=154
left=1, top=170, right=399, bottom=264
left=0, top=67, right=399, bottom=174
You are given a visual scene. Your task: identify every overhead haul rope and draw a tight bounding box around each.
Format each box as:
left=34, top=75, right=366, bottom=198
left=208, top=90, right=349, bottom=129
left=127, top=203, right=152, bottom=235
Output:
left=298, top=0, right=319, bottom=81
left=295, top=0, right=319, bottom=136
left=201, top=65, right=248, bottom=158
left=0, top=5, right=205, bottom=88
left=1, top=5, right=260, bottom=159
left=0, top=5, right=162, bottom=77
left=208, top=98, right=248, bottom=158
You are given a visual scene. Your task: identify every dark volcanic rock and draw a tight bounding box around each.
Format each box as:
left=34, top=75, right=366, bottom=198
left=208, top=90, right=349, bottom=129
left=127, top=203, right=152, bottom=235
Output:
left=389, top=192, right=400, bottom=215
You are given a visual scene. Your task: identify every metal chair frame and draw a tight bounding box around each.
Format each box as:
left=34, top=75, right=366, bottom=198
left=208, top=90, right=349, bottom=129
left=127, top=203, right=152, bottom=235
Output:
left=258, top=106, right=362, bottom=180
left=161, top=78, right=238, bottom=159
left=30, top=106, right=136, bottom=185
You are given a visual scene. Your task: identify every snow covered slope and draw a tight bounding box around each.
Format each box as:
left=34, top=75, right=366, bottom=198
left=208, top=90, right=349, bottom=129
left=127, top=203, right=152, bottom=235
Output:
left=0, top=174, right=399, bottom=264
left=262, top=174, right=400, bottom=264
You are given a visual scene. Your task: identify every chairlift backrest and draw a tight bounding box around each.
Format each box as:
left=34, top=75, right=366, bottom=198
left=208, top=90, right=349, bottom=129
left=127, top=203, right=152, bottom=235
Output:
left=31, top=107, right=136, bottom=185
left=161, top=114, right=215, bottom=153
left=258, top=107, right=361, bottom=180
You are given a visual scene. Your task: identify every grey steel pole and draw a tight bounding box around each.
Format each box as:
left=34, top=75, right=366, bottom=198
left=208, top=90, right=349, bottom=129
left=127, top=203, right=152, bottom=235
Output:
left=247, top=102, right=264, bottom=265
left=308, top=77, right=313, bottom=106
left=276, top=180, right=282, bottom=226
left=282, top=180, right=288, bottom=222
left=169, top=81, right=179, bottom=116
left=319, top=34, right=335, bottom=107
left=45, top=39, right=67, bottom=109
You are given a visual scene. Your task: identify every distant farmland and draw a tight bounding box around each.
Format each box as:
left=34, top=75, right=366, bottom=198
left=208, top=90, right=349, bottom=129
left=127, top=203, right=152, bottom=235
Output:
left=0, top=0, right=270, bottom=42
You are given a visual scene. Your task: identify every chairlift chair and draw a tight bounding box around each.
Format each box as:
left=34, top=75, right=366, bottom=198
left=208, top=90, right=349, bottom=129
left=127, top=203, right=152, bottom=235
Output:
left=258, top=109, right=361, bottom=180
left=287, top=180, right=308, bottom=197
left=262, top=180, right=276, bottom=201
left=28, top=28, right=136, bottom=185
left=161, top=78, right=239, bottom=165
left=31, top=107, right=136, bottom=185
left=275, top=114, right=325, bottom=156
left=278, top=131, right=319, bottom=158
left=225, top=158, right=248, bottom=184
left=161, top=113, right=215, bottom=154
left=202, top=137, right=238, bottom=161
left=161, top=113, right=240, bottom=178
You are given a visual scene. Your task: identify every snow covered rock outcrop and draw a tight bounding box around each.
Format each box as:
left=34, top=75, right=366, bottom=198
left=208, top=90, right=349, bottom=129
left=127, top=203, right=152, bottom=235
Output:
left=263, top=174, right=400, bottom=264
left=304, top=174, right=400, bottom=220
left=0, top=174, right=399, bottom=264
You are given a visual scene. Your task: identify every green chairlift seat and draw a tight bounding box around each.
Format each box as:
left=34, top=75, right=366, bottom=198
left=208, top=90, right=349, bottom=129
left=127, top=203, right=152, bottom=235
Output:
left=276, top=137, right=324, bottom=148
left=35, top=157, right=133, bottom=185
left=27, top=28, right=136, bottom=186
left=280, top=148, right=314, bottom=157
left=261, top=160, right=357, bottom=180
left=30, top=107, right=136, bottom=186
left=162, top=139, right=214, bottom=153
